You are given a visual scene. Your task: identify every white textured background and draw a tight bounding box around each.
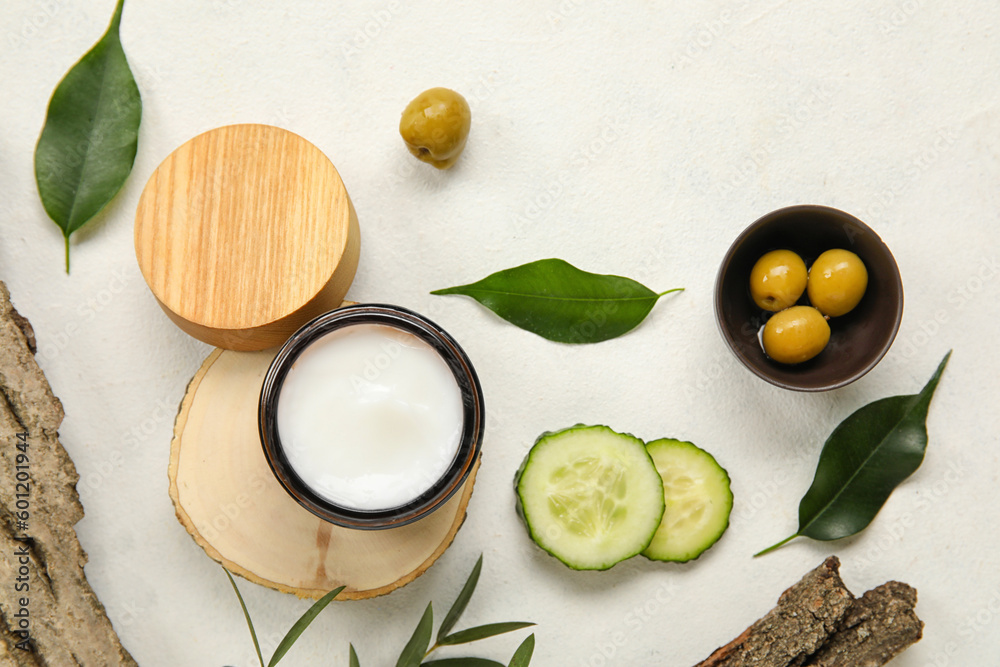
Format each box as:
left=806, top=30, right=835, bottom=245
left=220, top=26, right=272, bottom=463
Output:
left=2, top=0, right=999, bottom=665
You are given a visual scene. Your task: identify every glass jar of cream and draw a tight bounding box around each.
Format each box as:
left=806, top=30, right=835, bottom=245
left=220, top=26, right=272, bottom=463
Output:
left=259, top=304, right=484, bottom=529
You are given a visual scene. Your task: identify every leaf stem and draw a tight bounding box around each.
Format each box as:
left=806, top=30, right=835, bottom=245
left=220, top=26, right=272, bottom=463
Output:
left=109, top=0, right=126, bottom=32
left=754, top=534, right=798, bottom=557
left=223, top=568, right=265, bottom=667
left=64, top=235, right=70, bottom=274
left=657, top=287, right=685, bottom=297
left=267, top=586, right=344, bottom=666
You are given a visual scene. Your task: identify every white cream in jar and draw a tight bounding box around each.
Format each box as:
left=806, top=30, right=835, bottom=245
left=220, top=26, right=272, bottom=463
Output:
left=276, top=323, right=464, bottom=511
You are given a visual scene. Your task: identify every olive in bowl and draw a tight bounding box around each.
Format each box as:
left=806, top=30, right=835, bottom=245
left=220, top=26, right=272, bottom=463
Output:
left=715, top=205, right=903, bottom=392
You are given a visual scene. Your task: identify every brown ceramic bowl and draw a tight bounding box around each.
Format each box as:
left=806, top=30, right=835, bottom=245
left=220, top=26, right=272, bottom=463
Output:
left=715, top=205, right=903, bottom=391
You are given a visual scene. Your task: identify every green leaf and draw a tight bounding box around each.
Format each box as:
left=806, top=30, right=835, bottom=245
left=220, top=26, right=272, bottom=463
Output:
left=223, top=568, right=264, bottom=667
left=438, top=555, right=482, bottom=642
left=422, top=660, right=505, bottom=667
left=439, top=623, right=536, bottom=646
left=349, top=643, right=360, bottom=667
left=431, top=259, right=683, bottom=343
left=34, top=0, right=142, bottom=272
left=267, top=586, right=344, bottom=666
left=396, top=602, right=433, bottom=667
left=508, top=634, right=535, bottom=667
left=757, top=351, right=951, bottom=556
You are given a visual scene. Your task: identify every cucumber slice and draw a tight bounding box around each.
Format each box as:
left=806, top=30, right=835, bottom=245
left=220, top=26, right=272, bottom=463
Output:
left=515, top=424, right=665, bottom=571
left=641, top=438, right=733, bottom=562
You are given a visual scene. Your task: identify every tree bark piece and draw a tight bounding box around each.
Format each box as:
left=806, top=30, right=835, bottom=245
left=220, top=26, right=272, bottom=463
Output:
left=169, top=341, right=479, bottom=600
left=0, top=281, right=136, bottom=665
left=696, top=557, right=854, bottom=667
left=694, top=557, right=922, bottom=667
left=802, top=581, right=923, bottom=667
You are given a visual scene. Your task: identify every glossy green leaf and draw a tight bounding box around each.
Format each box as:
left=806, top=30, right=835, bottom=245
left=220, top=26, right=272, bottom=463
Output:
left=439, top=623, right=536, bottom=646
left=397, top=602, right=434, bottom=667
left=437, top=554, right=482, bottom=642
left=422, top=660, right=505, bottom=667
left=349, top=643, right=360, bottom=667
left=508, top=634, right=535, bottom=667
left=34, top=0, right=142, bottom=272
left=223, top=568, right=264, bottom=667
left=431, top=259, right=683, bottom=343
left=757, top=351, right=951, bottom=556
left=267, top=586, right=344, bottom=666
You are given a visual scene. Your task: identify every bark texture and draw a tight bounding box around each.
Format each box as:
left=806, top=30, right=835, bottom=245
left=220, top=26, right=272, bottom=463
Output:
left=694, top=557, right=922, bottom=667
left=803, top=581, right=923, bottom=667
left=0, top=282, right=135, bottom=666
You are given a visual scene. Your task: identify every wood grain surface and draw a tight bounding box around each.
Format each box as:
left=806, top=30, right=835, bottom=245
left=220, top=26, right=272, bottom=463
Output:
left=134, top=124, right=360, bottom=351
left=168, top=343, right=479, bottom=600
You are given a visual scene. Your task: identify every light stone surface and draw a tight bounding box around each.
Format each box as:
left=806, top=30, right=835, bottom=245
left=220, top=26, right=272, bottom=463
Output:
left=1, top=0, right=998, bottom=665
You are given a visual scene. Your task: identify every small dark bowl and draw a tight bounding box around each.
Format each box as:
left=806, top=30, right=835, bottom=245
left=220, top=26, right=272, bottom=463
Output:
left=715, top=205, right=903, bottom=391
left=259, top=304, right=484, bottom=529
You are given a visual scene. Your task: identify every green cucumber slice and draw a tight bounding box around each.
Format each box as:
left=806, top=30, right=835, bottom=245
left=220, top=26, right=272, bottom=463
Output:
left=641, top=438, right=733, bottom=562
left=514, top=424, right=665, bottom=571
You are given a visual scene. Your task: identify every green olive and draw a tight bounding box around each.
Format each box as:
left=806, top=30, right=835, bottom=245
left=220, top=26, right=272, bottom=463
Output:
left=399, top=87, right=471, bottom=169
left=762, top=305, right=830, bottom=364
left=807, top=249, right=868, bottom=317
left=749, top=249, right=808, bottom=311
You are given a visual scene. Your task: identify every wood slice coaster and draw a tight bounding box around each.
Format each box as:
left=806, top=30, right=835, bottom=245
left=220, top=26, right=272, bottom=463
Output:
left=169, top=345, right=478, bottom=600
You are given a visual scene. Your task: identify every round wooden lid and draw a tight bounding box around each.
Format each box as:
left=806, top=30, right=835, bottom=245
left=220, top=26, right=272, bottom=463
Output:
left=135, top=124, right=360, bottom=350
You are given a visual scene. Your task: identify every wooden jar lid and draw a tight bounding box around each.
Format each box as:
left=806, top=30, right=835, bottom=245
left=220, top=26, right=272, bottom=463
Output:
left=134, top=124, right=360, bottom=351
